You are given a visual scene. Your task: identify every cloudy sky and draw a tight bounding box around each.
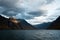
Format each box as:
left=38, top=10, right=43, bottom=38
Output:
left=0, top=0, right=60, bottom=25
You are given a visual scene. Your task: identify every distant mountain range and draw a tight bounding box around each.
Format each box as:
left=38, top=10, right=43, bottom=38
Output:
left=34, top=16, right=60, bottom=29
left=0, top=15, right=35, bottom=30
left=34, top=22, right=51, bottom=29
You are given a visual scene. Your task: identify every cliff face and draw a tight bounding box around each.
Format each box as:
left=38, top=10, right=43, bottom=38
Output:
left=48, top=16, right=60, bottom=29
left=0, top=15, right=35, bottom=30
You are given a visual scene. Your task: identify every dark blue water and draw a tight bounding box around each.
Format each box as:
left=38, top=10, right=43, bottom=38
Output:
left=0, top=30, right=60, bottom=40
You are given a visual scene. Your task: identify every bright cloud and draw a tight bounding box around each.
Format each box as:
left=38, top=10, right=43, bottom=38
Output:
left=26, top=0, right=60, bottom=25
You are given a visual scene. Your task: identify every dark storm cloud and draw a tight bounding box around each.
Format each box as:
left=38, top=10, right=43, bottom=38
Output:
left=0, top=0, right=22, bottom=17
left=0, top=0, right=18, bottom=8
left=1, top=8, right=25, bottom=17
left=0, top=0, right=45, bottom=20
left=28, top=11, right=44, bottom=17
left=2, top=10, right=17, bottom=16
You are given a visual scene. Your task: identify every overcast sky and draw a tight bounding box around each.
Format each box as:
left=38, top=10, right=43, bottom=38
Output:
left=0, top=0, right=60, bottom=25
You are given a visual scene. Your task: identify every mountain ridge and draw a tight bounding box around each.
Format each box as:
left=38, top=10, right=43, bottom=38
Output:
left=0, top=15, right=35, bottom=30
left=34, top=22, right=51, bottom=29
left=48, top=16, right=60, bottom=29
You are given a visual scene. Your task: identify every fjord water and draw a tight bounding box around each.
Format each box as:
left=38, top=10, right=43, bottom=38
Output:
left=0, top=30, right=60, bottom=40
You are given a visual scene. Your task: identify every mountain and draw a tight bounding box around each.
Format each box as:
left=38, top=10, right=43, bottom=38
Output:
left=48, top=16, right=60, bottom=29
left=34, top=22, right=51, bottom=29
left=0, top=15, right=35, bottom=30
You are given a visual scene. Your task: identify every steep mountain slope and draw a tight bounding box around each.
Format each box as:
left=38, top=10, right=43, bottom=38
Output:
left=0, top=15, right=35, bottom=30
left=48, top=16, right=60, bottom=29
left=34, top=22, right=51, bottom=29
left=0, top=15, right=9, bottom=29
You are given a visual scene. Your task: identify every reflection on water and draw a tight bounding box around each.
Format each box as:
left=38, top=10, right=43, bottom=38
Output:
left=0, top=30, right=60, bottom=40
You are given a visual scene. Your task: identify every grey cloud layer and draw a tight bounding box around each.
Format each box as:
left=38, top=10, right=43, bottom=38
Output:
left=0, top=0, right=54, bottom=19
left=46, top=0, right=54, bottom=4
left=0, top=0, right=18, bottom=8
left=15, top=10, right=45, bottom=19
left=28, top=11, right=44, bottom=17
